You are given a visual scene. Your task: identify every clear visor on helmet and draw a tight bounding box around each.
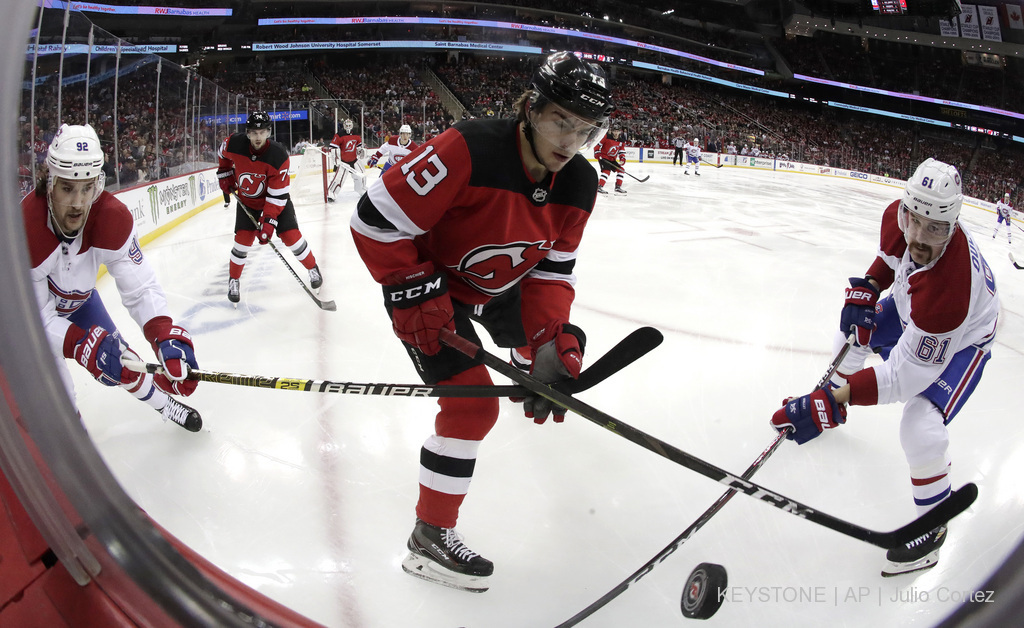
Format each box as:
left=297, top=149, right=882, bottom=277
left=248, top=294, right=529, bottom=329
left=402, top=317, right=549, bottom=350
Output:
left=529, top=102, right=609, bottom=154
left=899, top=202, right=954, bottom=246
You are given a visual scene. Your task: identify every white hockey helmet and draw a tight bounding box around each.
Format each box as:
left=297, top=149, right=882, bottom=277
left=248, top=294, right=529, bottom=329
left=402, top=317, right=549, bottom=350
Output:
left=47, top=123, right=105, bottom=185
left=693, top=137, right=698, bottom=143
left=899, top=158, right=963, bottom=245
left=399, top=124, right=412, bottom=135
left=45, top=123, right=105, bottom=236
left=343, top=118, right=354, bottom=132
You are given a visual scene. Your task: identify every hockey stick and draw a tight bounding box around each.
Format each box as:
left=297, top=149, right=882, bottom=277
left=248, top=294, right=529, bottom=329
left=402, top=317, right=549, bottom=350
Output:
left=123, top=326, right=663, bottom=399
left=1010, top=252, right=1024, bottom=270
left=554, top=336, right=855, bottom=627
left=236, top=195, right=337, bottom=311
left=620, top=169, right=649, bottom=183
left=599, top=158, right=649, bottom=183
left=439, top=329, right=977, bottom=549
left=700, top=156, right=724, bottom=169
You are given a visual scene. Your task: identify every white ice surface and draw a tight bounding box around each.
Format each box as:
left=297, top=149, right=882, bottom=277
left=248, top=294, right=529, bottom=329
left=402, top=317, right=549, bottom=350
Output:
left=73, top=162, right=1024, bottom=627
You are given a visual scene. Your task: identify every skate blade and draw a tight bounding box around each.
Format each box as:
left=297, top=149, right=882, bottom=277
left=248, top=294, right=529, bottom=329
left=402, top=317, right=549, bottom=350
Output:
left=401, top=552, right=490, bottom=593
left=881, top=551, right=939, bottom=578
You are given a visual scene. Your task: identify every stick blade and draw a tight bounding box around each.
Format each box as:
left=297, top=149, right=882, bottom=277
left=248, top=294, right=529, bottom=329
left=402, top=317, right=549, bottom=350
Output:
left=885, top=483, right=978, bottom=548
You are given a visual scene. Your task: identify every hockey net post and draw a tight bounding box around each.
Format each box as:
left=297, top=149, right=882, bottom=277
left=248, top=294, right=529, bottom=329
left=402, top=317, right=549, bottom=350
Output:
left=291, top=146, right=330, bottom=204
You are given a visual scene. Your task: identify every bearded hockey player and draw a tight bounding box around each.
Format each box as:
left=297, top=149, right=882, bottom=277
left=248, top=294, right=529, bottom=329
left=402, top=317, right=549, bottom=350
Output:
left=24, top=123, right=201, bottom=432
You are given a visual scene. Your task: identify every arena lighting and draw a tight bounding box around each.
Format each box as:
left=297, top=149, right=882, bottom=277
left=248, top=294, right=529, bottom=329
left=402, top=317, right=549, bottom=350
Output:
left=257, top=16, right=767, bottom=76
left=662, top=9, right=674, bottom=15
left=41, top=0, right=232, bottom=16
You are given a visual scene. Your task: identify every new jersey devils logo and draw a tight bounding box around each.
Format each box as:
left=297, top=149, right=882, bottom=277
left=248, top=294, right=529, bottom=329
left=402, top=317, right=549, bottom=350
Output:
left=453, top=241, right=553, bottom=296
left=237, top=172, right=268, bottom=198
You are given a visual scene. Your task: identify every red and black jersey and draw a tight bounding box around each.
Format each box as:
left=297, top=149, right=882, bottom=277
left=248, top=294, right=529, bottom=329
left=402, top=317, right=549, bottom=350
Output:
left=594, top=135, right=626, bottom=165
left=351, top=118, right=597, bottom=338
left=217, top=132, right=291, bottom=218
left=330, top=133, right=362, bottom=163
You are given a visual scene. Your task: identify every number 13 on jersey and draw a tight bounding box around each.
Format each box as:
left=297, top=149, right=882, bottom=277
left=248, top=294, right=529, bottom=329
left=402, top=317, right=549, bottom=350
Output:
left=400, top=146, right=448, bottom=196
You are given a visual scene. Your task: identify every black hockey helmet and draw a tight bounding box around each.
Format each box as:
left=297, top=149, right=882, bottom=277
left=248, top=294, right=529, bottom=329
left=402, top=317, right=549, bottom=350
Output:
left=531, top=52, right=613, bottom=123
left=246, top=110, right=272, bottom=131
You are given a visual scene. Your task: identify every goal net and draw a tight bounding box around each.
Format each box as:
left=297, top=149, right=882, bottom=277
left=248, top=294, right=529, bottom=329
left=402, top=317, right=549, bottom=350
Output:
left=291, top=146, right=329, bottom=204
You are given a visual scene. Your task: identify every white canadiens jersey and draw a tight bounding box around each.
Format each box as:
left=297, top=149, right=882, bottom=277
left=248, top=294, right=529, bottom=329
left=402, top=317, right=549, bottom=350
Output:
left=23, top=190, right=170, bottom=357
left=375, top=137, right=417, bottom=167
left=685, top=143, right=701, bottom=158
left=866, top=200, right=999, bottom=405
left=995, top=199, right=1013, bottom=218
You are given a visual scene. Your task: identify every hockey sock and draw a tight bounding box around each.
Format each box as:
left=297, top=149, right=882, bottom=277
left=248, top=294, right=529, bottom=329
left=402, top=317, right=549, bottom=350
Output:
left=910, top=457, right=952, bottom=517
left=279, top=230, right=317, bottom=269
left=416, top=367, right=499, bottom=527
left=229, top=233, right=256, bottom=278
left=126, top=375, right=169, bottom=411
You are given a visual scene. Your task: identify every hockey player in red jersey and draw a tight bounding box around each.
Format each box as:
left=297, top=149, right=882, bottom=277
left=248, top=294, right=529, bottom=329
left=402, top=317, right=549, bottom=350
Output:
left=771, top=158, right=999, bottom=577
left=366, top=124, right=417, bottom=172
left=327, top=118, right=366, bottom=200
left=594, top=124, right=627, bottom=194
left=217, top=111, right=324, bottom=304
left=351, top=51, right=612, bottom=592
left=24, top=124, right=202, bottom=432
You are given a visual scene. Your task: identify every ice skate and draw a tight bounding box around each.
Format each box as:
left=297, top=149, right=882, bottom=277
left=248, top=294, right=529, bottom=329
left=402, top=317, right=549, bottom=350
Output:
left=614, top=187, right=627, bottom=195
left=881, top=525, right=946, bottom=577
left=401, top=519, right=493, bottom=592
left=309, top=264, right=323, bottom=290
left=160, top=397, right=202, bottom=432
left=227, top=277, right=240, bottom=304
left=597, top=186, right=608, bottom=195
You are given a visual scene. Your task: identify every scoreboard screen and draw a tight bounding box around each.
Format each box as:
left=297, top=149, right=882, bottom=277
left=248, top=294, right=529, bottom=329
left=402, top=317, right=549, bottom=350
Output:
left=871, top=0, right=907, bottom=14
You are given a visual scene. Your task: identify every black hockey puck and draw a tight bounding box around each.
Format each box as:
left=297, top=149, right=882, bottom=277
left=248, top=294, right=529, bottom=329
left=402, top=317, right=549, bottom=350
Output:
left=681, top=562, right=728, bottom=620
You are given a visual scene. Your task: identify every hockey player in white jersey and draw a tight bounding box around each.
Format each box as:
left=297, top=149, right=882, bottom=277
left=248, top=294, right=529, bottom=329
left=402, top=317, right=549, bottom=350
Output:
left=367, top=124, right=418, bottom=172
left=771, top=158, right=999, bottom=577
left=684, top=138, right=701, bottom=175
left=23, top=124, right=202, bottom=432
left=992, top=192, right=1014, bottom=244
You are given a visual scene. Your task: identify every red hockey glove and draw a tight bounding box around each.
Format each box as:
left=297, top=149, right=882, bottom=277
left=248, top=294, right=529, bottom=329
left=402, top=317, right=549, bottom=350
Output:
left=71, top=326, right=139, bottom=387
left=525, top=320, right=586, bottom=424
left=256, top=216, right=278, bottom=245
left=144, top=317, right=198, bottom=396
left=617, top=153, right=626, bottom=166
left=384, top=262, right=455, bottom=356
left=217, top=169, right=236, bottom=195
left=840, top=277, right=879, bottom=346
left=771, top=388, right=846, bottom=445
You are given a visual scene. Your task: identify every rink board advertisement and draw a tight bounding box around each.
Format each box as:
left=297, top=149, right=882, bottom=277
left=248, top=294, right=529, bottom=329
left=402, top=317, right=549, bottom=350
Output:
left=114, top=168, right=222, bottom=243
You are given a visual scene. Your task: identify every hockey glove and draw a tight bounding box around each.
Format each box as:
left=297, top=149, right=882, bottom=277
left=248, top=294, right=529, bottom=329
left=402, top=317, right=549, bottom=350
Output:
left=525, top=320, right=585, bottom=424
left=367, top=156, right=379, bottom=168
left=617, top=153, right=626, bottom=166
left=384, top=262, right=455, bottom=356
left=217, top=169, right=236, bottom=196
left=256, top=216, right=278, bottom=245
left=71, top=326, right=139, bottom=387
left=840, top=277, right=880, bottom=346
left=771, top=388, right=846, bottom=445
left=143, top=317, right=198, bottom=396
